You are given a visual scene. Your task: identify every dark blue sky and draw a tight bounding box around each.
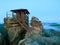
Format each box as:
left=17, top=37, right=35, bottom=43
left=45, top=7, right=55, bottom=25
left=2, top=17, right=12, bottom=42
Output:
left=0, top=0, right=60, bottom=23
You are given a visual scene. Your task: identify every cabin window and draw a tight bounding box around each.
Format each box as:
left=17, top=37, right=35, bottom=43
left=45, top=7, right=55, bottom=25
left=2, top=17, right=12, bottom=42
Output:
left=13, top=13, right=16, bottom=18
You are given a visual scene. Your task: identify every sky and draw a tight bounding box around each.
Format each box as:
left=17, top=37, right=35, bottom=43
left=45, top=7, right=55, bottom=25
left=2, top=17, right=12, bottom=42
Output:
left=0, top=0, right=60, bottom=23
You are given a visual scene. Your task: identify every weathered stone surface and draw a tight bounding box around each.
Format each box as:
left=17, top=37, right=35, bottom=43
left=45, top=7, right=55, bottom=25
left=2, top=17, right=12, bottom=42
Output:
left=7, top=27, right=20, bottom=42
left=18, top=16, right=43, bottom=45
left=30, top=16, right=43, bottom=33
left=7, top=26, right=26, bottom=45
left=18, top=31, right=60, bottom=45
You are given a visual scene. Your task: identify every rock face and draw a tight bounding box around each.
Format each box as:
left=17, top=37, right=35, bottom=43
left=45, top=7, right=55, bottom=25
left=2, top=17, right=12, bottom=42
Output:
left=7, top=16, right=43, bottom=45
left=7, top=26, right=26, bottom=45
left=25, top=16, right=43, bottom=38
left=30, top=16, right=43, bottom=33
left=18, top=16, right=43, bottom=45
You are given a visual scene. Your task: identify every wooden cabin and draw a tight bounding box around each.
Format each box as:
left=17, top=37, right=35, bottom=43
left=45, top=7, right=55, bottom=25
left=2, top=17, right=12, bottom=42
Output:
left=11, top=9, right=30, bottom=25
left=4, top=9, right=30, bottom=31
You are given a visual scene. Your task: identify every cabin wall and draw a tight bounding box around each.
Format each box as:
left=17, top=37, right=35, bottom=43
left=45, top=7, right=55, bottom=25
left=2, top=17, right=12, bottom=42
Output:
left=16, top=11, right=29, bottom=25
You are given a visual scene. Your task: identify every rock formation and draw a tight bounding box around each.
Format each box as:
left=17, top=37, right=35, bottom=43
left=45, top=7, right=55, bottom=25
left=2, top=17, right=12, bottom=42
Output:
left=5, top=16, right=43, bottom=45
left=30, top=16, right=43, bottom=33
left=4, top=16, right=60, bottom=45
left=7, top=26, right=26, bottom=45
left=18, top=16, right=43, bottom=45
left=25, top=16, right=43, bottom=38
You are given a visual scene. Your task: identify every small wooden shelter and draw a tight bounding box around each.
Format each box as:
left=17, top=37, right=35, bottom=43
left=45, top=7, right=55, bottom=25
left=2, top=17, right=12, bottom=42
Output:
left=4, top=9, right=30, bottom=32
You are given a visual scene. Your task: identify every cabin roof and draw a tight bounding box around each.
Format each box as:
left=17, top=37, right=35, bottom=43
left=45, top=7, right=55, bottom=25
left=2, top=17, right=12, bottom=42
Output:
left=11, top=9, right=30, bottom=14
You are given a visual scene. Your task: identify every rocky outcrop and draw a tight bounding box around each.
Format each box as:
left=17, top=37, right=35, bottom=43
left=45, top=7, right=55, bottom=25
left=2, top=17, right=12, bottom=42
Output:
left=18, top=16, right=43, bottom=45
left=7, top=16, right=43, bottom=45
left=30, top=16, right=43, bottom=33
left=7, top=26, right=26, bottom=45
left=18, top=36, right=60, bottom=45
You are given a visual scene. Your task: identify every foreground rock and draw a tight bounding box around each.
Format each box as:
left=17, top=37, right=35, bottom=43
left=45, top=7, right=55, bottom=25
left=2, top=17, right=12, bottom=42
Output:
left=18, top=16, right=43, bottom=45
left=18, top=35, right=60, bottom=45
left=7, top=27, right=26, bottom=45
